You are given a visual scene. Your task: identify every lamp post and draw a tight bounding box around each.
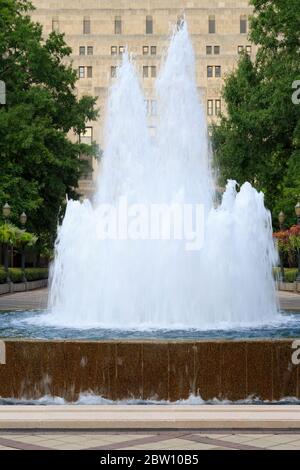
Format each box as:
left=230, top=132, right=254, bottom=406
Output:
left=20, top=212, right=27, bottom=282
left=278, top=211, right=285, bottom=282
left=2, top=203, right=11, bottom=283
left=296, top=202, right=300, bottom=282
left=2, top=202, right=11, bottom=222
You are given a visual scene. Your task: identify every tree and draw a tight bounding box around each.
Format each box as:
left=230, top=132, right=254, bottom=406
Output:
left=212, top=0, right=300, bottom=226
left=0, top=0, right=98, bottom=246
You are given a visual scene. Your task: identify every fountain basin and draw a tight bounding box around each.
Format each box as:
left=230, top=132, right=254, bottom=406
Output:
left=0, top=338, right=299, bottom=402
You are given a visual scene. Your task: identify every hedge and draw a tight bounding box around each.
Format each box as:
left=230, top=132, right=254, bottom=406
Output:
left=274, top=267, right=298, bottom=283
left=0, top=267, right=48, bottom=284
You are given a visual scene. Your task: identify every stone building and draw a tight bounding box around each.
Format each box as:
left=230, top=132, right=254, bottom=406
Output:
left=31, top=0, right=254, bottom=195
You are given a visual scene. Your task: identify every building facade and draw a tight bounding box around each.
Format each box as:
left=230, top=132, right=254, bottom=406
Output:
left=31, top=0, right=254, bottom=195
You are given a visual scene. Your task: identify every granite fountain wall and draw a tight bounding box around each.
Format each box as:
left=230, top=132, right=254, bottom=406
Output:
left=0, top=339, right=298, bottom=401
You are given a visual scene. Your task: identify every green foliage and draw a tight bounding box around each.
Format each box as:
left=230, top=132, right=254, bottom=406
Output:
left=0, top=223, right=19, bottom=244
left=284, top=268, right=298, bottom=283
left=212, top=0, right=300, bottom=225
left=273, top=267, right=298, bottom=283
left=0, top=267, right=48, bottom=283
left=8, top=268, right=23, bottom=283
left=0, top=270, right=6, bottom=283
left=24, top=267, right=48, bottom=281
left=0, top=0, right=98, bottom=246
left=0, top=223, right=37, bottom=246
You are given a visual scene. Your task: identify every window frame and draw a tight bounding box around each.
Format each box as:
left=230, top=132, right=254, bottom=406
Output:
left=146, top=15, right=153, bottom=34
left=115, top=16, right=122, bottom=34
left=207, top=66, right=213, bottom=78
left=111, top=66, right=117, bottom=78
left=215, top=65, right=221, bottom=78
left=83, top=17, right=91, bottom=35
left=207, top=99, right=214, bottom=116
left=208, top=16, right=216, bottom=34
left=78, top=66, right=85, bottom=79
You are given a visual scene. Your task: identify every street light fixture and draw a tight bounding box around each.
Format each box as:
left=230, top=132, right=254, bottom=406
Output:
left=20, top=212, right=27, bottom=226
left=2, top=202, right=11, bottom=220
left=278, top=211, right=285, bottom=229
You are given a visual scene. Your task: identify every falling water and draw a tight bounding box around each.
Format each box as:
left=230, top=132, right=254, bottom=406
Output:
left=45, top=23, right=280, bottom=329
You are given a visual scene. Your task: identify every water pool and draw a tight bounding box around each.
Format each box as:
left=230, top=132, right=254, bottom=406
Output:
left=0, top=309, right=299, bottom=340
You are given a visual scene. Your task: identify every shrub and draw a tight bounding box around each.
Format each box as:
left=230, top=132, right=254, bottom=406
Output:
left=24, top=268, right=48, bottom=281
left=0, top=267, right=48, bottom=283
left=274, top=225, right=300, bottom=253
left=284, top=268, right=298, bottom=283
left=8, top=268, right=23, bottom=283
left=0, top=270, right=7, bottom=284
left=273, top=267, right=298, bottom=283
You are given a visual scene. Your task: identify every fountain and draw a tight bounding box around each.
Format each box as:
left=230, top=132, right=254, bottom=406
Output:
left=42, top=22, right=279, bottom=330
left=0, top=23, right=299, bottom=403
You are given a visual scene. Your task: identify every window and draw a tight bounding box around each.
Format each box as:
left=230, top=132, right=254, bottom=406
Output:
left=207, top=99, right=221, bottom=116
left=151, top=66, right=156, bottom=78
left=207, top=100, right=214, bottom=116
left=52, top=17, right=59, bottom=32
left=87, top=66, right=93, bottom=78
left=208, top=15, right=215, bottom=34
left=246, top=45, right=252, bottom=55
left=119, top=46, right=125, bottom=55
left=206, top=45, right=212, bottom=55
left=177, top=15, right=184, bottom=31
left=143, top=66, right=149, bottom=78
left=214, top=45, right=220, bottom=55
left=151, top=99, right=157, bottom=116
left=207, top=66, right=213, bottom=78
left=151, top=46, right=157, bottom=55
left=215, top=66, right=221, bottom=78
left=240, top=15, right=247, bottom=34
left=111, top=66, right=117, bottom=78
left=83, top=17, right=90, bottom=34
left=87, top=46, right=93, bottom=55
left=80, top=128, right=93, bottom=181
left=111, top=46, right=117, bottom=56
left=148, top=126, right=156, bottom=137
left=79, top=46, right=86, bottom=55
left=143, top=46, right=149, bottom=55
left=238, top=45, right=244, bottom=54
left=145, top=100, right=157, bottom=116
left=80, top=127, right=93, bottom=144
left=146, top=15, right=153, bottom=34
left=115, top=16, right=122, bottom=34
left=145, top=99, right=150, bottom=115
left=78, top=66, right=85, bottom=79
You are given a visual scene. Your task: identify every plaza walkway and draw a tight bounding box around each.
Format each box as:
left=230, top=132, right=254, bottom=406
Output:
left=0, top=287, right=299, bottom=311
left=0, top=428, right=300, bottom=450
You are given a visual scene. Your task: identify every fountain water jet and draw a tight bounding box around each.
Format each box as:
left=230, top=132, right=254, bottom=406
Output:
left=45, top=22, right=280, bottom=329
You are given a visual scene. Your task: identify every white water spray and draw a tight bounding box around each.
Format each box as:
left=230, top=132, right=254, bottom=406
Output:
left=46, top=23, right=279, bottom=329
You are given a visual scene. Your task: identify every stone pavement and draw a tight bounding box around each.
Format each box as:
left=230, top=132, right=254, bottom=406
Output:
left=0, top=287, right=299, bottom=311
left=0, top=429, right=300, bottom=450
left=0, top=288, right=48, bottom=310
